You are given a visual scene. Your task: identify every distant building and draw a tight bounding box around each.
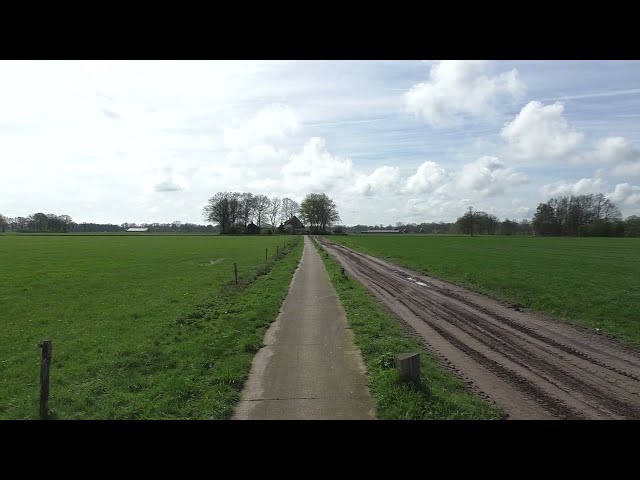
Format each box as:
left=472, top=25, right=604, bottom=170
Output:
left=246, top=222, right=261, bottom=235
left=284, top=216, right=305, bottom=234
left=126, top=227, right=149, bottom=232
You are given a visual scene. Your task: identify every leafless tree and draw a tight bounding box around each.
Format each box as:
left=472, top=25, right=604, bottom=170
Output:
left=254, top=194, right=271, bottom=227
left=268, top=196, right=281, bottom=228
left=281, top=197, right=299, bottom=224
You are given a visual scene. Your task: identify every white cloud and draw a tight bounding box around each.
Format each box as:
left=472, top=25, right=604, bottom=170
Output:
left=353, top=166, right=400, bottom=196
left=594, top=136, right=637, bottom=162
left=613, top=163, right=640, bottom=177
left=458, top=156, right=528, bottom=197
left=148, top=166, right=189, bottom=194
left=280, top=137, right=355, bottom=192
left=502, top=101, right=584, bottom=160
left=405, top=60, right=525, bottom=127
left=405, top=195, right=469, bottom=223
left=574, top=136, right=640, bottom=167
left=584, top=137, right=640, bottom=177
left=540, top=177, right=607, bottom=198
left=405, top=161, right=447, bottom=194
left=223, top=104, right=300, bottom=150
left=609, top=183, right=640, bottom=207
left=227, top=144, right=288, bottom=167
left=153, top=180, right=183, bottom=192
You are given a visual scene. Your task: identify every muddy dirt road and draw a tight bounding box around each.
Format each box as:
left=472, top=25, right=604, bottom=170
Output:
left=316, top=237, right=640, bottom=419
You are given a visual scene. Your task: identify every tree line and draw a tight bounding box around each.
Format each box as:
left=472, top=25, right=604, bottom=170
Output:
left=452, top=193, right=639, bottom=237
left=530, top=193, right=633, bottom=237
left=337, top=216, right=533, bottom=236
left=0, top=213, right=217, bottom=233
left=4, top=191, right=639, bottom=237
left=202, top=191, right=341, bottom=234
left=203, top=192, right=300, bottom=234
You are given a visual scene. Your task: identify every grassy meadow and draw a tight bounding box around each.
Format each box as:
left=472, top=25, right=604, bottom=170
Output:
left=0, top=234, right=302, bottom=419
left=329, top=235, right=640, bottom=346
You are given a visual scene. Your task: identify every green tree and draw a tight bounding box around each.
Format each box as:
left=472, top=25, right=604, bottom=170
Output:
left=299, top=193, right=340, bottom=233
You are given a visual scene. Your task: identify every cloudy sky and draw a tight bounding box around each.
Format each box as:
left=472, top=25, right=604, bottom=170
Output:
left=2, top=60, right=640, bottom=226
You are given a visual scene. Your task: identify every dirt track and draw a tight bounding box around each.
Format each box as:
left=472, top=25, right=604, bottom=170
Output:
left=316, top=237, right=640, bottom=419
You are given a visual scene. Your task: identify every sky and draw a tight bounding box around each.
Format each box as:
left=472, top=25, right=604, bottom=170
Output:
left=2, top=60, right=640, bottom=226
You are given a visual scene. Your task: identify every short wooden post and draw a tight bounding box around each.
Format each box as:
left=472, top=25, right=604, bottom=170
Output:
left=265, top=248, right=267, bottom=261
left=277, top=245, right=279, bottom=256
left=233, top=262, right=238, bottom=286
left=39, top=340, right=52, bottom=419
left=395, top=353, right=420, bottom=383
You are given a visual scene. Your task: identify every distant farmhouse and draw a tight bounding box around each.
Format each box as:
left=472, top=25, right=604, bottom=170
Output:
left=126, top=227, right=149, bottom=232
left=283, top=216, right=305, bottom=234
left=246, top=222, right=261, bottom=235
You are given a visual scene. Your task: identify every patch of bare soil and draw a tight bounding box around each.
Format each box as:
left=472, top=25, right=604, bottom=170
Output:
left=317, top=237, right=640, bottom=419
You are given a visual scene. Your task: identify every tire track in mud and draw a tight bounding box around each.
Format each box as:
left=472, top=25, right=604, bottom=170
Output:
left=316, top=237, right=640, bottom=419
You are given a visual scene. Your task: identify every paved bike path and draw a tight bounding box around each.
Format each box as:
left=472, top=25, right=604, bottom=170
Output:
left=233, top=236, right=376, bottom=420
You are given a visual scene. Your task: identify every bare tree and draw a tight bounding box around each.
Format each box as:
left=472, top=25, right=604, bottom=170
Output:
left=0, top=214, right=8, bottom=233
left=254, top=194, right=271, bottom=227
left=239, top=192, right=256, bottom=227
left=281, top=197, right=299, bottom=224
left=203, top=191, right=241, bottom=233
left=268, top=196, right=281, bottom=228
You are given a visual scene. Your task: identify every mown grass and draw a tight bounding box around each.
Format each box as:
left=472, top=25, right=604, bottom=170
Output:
left=0, top=235, right=302, bottom=419
left=313, top=239, right=504, bottom=419
left=329, top=235, right=640, bottom=347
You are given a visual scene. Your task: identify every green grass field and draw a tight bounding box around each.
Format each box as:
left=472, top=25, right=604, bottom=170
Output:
left=0, top=235, right=302, bottom=419
left=314, top=239, right=503, bottom=419
left=329, top=235, right=640, bottom=346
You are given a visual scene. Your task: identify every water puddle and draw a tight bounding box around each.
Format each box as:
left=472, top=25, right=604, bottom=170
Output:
left=201, top=258, right=225, bottom=266
left=405, top=276, right=428, bottom=287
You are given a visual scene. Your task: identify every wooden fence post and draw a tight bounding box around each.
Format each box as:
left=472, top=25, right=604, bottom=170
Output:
left=395, top=353, right=420, bottom=383
left=265, top=248, right=267, bottom=261
left=39, top=340, right=52, bottom=419
left=277, top=245, right=279, bottom=256
left=234, top=262, right=238, bottom=286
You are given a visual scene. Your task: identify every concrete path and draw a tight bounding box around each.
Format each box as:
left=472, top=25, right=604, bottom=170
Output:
left=233, top=236, right=376, bottom=420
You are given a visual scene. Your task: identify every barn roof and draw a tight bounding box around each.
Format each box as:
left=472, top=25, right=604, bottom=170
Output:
left=126, top=227, right=149, bottom=232
left=284, top=216, right=305, bottom=229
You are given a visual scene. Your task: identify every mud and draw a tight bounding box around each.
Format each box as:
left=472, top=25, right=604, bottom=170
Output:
left=316, top=237, right=640, bottom=420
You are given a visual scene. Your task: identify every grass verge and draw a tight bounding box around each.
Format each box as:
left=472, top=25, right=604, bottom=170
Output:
left=314, top=238, right=504, bottom=419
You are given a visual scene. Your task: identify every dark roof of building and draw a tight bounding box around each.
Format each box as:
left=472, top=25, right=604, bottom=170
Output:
left=246, top=222, right=260, bottom=234
left=284, top=216, right=304, bottom=229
